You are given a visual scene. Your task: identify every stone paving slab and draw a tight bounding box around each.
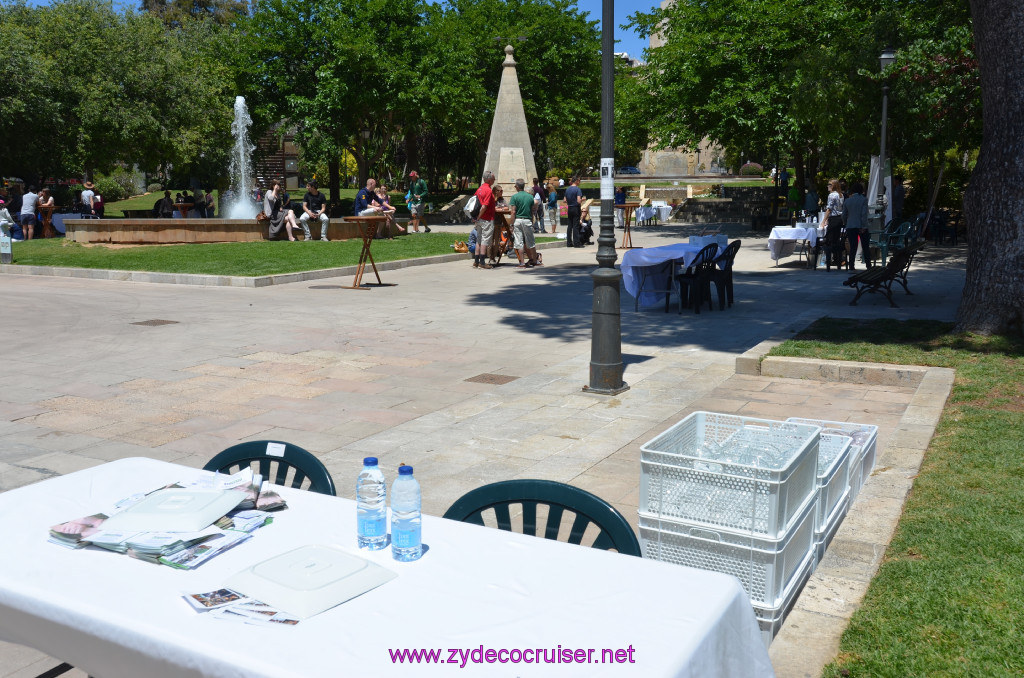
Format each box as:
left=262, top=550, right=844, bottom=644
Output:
left=0, top=222, right=966, bottom=676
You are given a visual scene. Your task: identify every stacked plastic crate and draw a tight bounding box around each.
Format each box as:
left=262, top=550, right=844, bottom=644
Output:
left=786, top=418, right=879, bottom=560
left=638, top=412, right=822, bottom=646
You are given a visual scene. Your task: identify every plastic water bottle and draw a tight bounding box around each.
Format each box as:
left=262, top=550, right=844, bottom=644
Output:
left=356, top=457, right=387, bottom=550
left=390, top=465, right=422, bottom=562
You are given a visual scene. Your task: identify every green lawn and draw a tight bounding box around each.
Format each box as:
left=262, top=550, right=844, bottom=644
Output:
left=769, top=318, right=1024, bottom=677
left=9, top=234, right=555, bottom=277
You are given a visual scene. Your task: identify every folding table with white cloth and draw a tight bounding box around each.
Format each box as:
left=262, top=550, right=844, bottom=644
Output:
left=766, top=225, right=823, bottom=266
left=0, top=457, right=773, bottom=678
left=621, top=243, right=707, bottom=310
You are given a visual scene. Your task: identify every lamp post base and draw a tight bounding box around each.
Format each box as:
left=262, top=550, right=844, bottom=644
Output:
left=582, top=381, right=630, bottom=396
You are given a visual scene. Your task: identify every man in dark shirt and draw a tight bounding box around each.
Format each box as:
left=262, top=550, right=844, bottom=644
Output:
left=300, top=181, right=330, bottom=241
left=564, top=176, right=583, bottom=247
left=354, top=178, right=382, bottom=216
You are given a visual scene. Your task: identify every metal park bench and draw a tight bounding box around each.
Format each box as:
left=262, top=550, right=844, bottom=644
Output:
left=842, top=241, right=925, bottom=307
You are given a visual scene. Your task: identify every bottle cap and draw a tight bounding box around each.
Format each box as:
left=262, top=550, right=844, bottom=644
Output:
left=363, top=457, right=378, bottom=466
left=398, top=465, right=413, bottom=475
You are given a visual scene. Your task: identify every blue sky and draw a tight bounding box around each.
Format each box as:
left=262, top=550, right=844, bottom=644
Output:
left=576, top=0, right=658, bottom=62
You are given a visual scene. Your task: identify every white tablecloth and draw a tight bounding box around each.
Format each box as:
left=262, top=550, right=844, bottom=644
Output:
left=634, top=205, right=672, bottom=223
left=767, top=226, right=822, bottom=261
left=621, top=243, right=705, bottom=308
left=0, top=458, right=772, bottom=678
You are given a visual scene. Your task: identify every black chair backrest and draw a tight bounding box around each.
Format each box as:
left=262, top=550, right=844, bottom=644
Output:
left=202, top=440, right=336, bottom=496
left=443, top=479, right=642, bottom=556
left=691, top=242, right=719, bottom=274
left=714, top=239, right=741, bottom=269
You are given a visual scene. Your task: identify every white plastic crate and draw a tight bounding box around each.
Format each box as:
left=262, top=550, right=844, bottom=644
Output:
left=815, top=433, right=852, bottom=533
left=753, top=553, right=814, bottom=647
left=640, top=412, right=821, bottom=537
left=639, top=495, right=816, bottom=609
left=814, top=490, right=850, bottom=565
left=786, top=418, right=878, bottom=501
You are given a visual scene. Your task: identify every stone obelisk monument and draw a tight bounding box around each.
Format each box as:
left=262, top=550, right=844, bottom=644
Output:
left=482, top=45, right=538, bottom=191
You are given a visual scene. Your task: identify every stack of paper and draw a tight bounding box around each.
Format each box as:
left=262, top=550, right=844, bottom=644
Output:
left=48, top=468, right=287, bottom=569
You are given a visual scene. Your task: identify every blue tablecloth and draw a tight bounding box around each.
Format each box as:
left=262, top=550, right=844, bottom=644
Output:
left=621, top=243, right=705, bottom=307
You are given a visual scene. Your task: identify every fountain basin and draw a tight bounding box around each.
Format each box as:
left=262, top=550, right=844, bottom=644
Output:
left=64, top=218, right=402, bottom=244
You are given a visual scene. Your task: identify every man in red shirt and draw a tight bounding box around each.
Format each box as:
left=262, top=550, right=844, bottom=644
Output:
left=473, top=171, right=497, bottom=269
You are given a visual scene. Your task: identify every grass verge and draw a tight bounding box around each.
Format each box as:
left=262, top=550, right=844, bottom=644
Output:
left=7, top=235, right=557, bottom=277
left=769, top=318, right=1024, bottom=677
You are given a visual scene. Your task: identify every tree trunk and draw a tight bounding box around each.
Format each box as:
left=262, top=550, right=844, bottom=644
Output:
left=793, top=146, right=805, bottom=207
left=958, top=0, right=1024, bottom=335
left=327, top=157, right=340, bottom=217
left=404, top=129, right=419, bottom=180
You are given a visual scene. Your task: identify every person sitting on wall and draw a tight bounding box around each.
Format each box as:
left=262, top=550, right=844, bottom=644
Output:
left=300, top=181, right=330, bottom=241
left=375, top=184, right=398, bottom=238
left=279, top=188, right=300, bottom=239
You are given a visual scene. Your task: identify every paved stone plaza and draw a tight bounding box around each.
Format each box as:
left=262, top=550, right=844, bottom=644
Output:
left=0, top=222, right=966, bottom=677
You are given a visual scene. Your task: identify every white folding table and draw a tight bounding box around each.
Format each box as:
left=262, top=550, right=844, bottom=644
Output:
left=0, top=458, right=773, bottom=677
left=767, top=226, right=822, bottom=265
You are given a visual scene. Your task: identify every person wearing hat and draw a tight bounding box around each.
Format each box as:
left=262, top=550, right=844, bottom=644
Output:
left=407, top=170, right=430, bottom=233
left=80, top=181, right=96, bottom=216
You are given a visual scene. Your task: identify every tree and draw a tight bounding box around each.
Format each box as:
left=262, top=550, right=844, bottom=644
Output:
left=0, top=0, right=235, bottom=185
left=239, top=0, right=428, bottom=197
left=957, top=0, right=1024, bottom=334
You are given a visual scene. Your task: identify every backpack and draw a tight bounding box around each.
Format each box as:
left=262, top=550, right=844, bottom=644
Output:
left=92, top=194, right=103, bottom=212
left=463, top=195, right=481, bottom=220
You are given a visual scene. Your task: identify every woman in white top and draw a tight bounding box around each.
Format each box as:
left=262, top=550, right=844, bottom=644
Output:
left=820, top=179, right=845, bottom=270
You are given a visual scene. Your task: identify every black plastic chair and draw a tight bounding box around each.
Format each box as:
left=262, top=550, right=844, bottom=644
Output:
left=671, top=242, right=718, bottom=314
left=442, top=479, right=642, bottom=556
left=710, top=239, right=742, bottom=309
left=203, top=440, right=336, bottom=496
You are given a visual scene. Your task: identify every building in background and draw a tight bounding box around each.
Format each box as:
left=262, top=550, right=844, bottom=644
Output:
left=638, top=0, right=726, bottom=177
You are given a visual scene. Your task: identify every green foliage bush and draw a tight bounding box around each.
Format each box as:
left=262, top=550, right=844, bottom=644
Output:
left=93, top=169, right=139, bottom=203
left=92, top=177, right=126, bottom=203
left=146, top=183, right=163, bottom=193
left=739, top=162, right=763, bottom=176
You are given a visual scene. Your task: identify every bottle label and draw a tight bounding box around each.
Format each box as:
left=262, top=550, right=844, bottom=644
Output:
left=359, top=515, right=386, bottom=537
left=393, top=526, right=421, bottom=548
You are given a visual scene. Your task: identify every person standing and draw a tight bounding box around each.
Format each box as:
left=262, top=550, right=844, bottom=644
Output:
left=407, top=171, right=430, bottom=233
left=547, top=184, right=559, bottom=234
left=509, top=179, right=539, bottom=267
left=300, top=181, right=330, bottom=241
left=892, top=175, right=906, bottom=224
left=842, top=182, right=869, bottom=271
left=804, top=181, right=819, bottom=217
left=158, top=190, right=175, bottom=218
left=80, top=181, right=95, bottom=216
left=564, top=176, right=583, bottom=248
left=205, top=189, right=216, bottom=218
left=614, top=185, right=626, bottom=229
left=530, top=178, right=545, bottom=233
left=821, top=178, right=845, bottom=270
left=20, top=185, right=39, bottom=240
left=472, top=172, right=496, bottom=269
